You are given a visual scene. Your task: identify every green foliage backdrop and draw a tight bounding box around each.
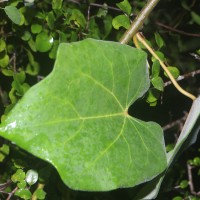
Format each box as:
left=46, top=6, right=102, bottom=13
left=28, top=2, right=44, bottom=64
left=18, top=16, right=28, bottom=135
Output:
left=0, top=0, right=200, bottom=199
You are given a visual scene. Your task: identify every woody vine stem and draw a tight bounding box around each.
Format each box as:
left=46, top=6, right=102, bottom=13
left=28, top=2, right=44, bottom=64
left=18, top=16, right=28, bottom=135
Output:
left=119, top=0, right=196, bottom=101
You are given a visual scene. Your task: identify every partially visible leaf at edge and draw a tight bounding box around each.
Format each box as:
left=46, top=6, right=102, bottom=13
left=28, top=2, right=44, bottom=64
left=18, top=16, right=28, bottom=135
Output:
left=0, top=39, right=167, bottom=191
left=134, top=97, right=200, bottom=199
left=4, top=6, right=21, bottom=25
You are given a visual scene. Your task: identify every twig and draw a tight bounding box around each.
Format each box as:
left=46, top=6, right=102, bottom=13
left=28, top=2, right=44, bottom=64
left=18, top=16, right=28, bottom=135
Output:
left=0, top=0, right=8, bottom=3
left=164, top=69, right=200, bottom=87
left=187, top=163, right=196, bottom=195
left=156, top=21, right=200, bottom=37
left=85, top=4, right=90, bottom=32
left=120, top=0, right=160, bottom=44
left=162, top=112, right=187, bottom=131
left=66, top=0, right=121, bottom=12
left=136, top=32, right=196, bottom=101
left=6, top=186, right=18, bottom=200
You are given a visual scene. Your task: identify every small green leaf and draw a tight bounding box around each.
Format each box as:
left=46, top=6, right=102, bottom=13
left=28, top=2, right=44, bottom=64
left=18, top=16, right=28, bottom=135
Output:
left=164, top=66, right=180, bottom=79
left=112, top=15, right=130, bottom=30
left=0, top=54, right=9, bottom=68
left=191, top=11, right=200, bottom=25
left=146, top=88, right=160, bottom=106
left=154, top=32, right=165, bottom=48
left=31, top=24, right=42, bottom=34
left=179, top=180, right=188, bottom=189
left=151, top=76, right=164, bottom=91
left=49, top=40, right=59, bottom=59
left=69, top=9, right=86, bottom=28
left=193, top=157, right=200, bottom=166
left=21, top=31, right=32, bottom=41
left=0, top=39, right=6, bottom=52
left=152, top=51, right=165, bottom=62
left=33, top=188, right=46, bottom=200
left=17, top=180, right=27, bottom=189
left=35, top=32, right=53, bottom=52
left=4, top=6, right=21, bottom=25
left=11, top=169, right=26, bottom=183
left=15, top=189, right=32, bottom=200
left=116, top=0, right=132, bottom=15
left=151, top=60, right=160, bottom=78
left=97, top=7, right=108, bottom=18
left=46, top=11, right=56, bottom=29
left=25, top=170, right=38, bottom=186
left=52, top=0, right=63, bottom=10
left=172, top=197, right=183, bottom=200
left=0, top=144, right=9, bottom=162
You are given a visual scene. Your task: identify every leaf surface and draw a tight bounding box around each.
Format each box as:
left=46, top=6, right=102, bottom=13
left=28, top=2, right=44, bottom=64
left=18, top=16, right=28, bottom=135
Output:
left=0, top=39, right=167, bottom=191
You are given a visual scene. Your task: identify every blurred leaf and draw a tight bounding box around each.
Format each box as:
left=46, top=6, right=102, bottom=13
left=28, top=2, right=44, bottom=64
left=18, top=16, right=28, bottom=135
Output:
left=33, top=188, right=46, bottom=200
left=103, top=15, right=113, bottom=39
left=164, top=66, right=180, bottom=79
left=25, top=169, right=38, bottom=186
left=15, top=188, right=32, bottom=200
left=21, top=31, right=32, bottom=41
left=0, top=39, right=6, bottom=52
left=46, top=11, right=56, bottom=29
left=154, top=32, right=165, bottom=48
left=146, top=88, right=160, bottom=106
left=36, top=32, right=53, bottom=52
left=179, top=180, right=188, bottom=189
left=151, top=60, right=160, bottom=78
left=11, top=169, right=26, bottom=183
left=97, top=7, right=108, bottom=18
left=52, top=0, right=63, bottom=10
left=49, top=40, right=59, bottom=59
left=0, top=54, right=9, bottom=68
left=152, top=51, right=165, bottom=62
left=0, top=144, right=9, bottom=162
left=4, top=6, right=21, bottom=25
left=151, top=76, right=164, bottom=91
left=193, top=157, right=200, bottom=166
left=191, top=11, right=200, bottom=25
left=116, top=0, right=132, bottom=15
left=31, top=23, right=42, bottom=34
left=112, top=15, right=130, bottom=30
left=17, top=180, right=27, bottom=189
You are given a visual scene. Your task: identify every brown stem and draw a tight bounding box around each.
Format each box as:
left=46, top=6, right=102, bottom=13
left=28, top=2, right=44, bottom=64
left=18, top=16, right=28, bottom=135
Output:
left=156, top=21, right=200, bottom=37
left=120, top=0, right=160, bottom=44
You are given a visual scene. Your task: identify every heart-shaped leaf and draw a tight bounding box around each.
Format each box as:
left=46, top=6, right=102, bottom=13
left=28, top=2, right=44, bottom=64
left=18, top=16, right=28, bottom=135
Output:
left=0, top=39, right=167, bottom=191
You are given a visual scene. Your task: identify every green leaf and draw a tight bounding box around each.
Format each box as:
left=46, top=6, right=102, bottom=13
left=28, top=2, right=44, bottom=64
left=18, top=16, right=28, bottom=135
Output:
left=164, top=66, right=180, bottom=79
left=11, top=169, right=26, bottom=183
left=151, top=60, right=160, bottom=78
left=31, top=24, right=42, bottom=34
left=46, top=11, right=56, bottom=29
left=154, top=32, right=165, bottom=49
left=52, top=0, right=63, bottom=10
left=0, top=144, right=9, bottom=162
left=151, top=76, right=164, bottom=91
left=0, top=54, right=9, bottom=68
left=0, top=39, right=167, bottom=191
left=146, top=88, right=160, bottom=106
left=112, top=15, right=130, bottom=30
left=25, top=169, right=38, bottom=186
left=179, top=180, right=188, bottom=189
left=191, top=11, right=200, bottom=25
left=0, top=39, right=6, bottom=52
left=116, top=0, right=132, bottom=15
left=17, top=180, right=27, bottom=189
left=15, top=188, right=32, bottom=200
left=4, top=6, right=21, bottom=25
left=35, top=32, right=53, bottom=52
left=33, top=188, right=46, bottom=200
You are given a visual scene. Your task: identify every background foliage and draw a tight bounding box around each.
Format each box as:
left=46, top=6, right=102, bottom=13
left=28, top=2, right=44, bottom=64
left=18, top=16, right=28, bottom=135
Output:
left=0, top=0, right=200, bottom=199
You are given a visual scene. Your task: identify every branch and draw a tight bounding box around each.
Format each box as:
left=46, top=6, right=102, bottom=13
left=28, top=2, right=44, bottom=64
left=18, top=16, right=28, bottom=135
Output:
left=164, top=69, right=200, bottom=87
left=120, top=0, right=160, bottom=44
left=156, top=21, right=200, bottom=37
